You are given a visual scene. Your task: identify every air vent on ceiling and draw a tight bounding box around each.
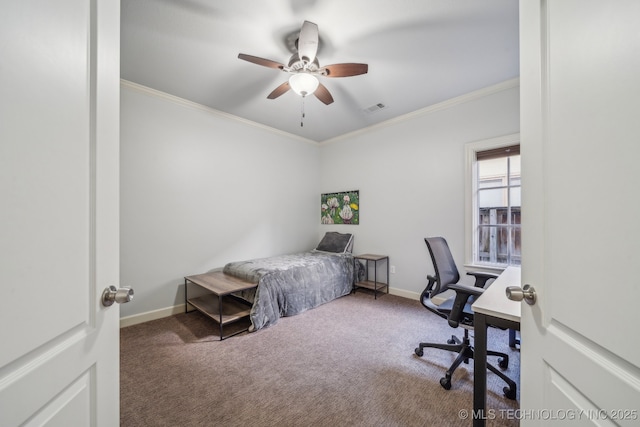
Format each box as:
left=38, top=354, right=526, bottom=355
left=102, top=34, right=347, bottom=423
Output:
left=364, top=103, right=387, bottom=113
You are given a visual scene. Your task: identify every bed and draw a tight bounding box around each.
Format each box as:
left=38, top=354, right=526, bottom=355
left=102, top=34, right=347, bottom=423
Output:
left=223, top=232, right=361, bottom=331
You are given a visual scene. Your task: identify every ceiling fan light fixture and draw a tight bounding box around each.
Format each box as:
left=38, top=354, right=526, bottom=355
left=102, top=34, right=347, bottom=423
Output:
left=238, top=21, right=367, bottom=107
left=288, top=73, right=319, bottom=97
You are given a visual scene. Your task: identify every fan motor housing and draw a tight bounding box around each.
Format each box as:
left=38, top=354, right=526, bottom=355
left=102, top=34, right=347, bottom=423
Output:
left=288, top=54, right=320, bottom=72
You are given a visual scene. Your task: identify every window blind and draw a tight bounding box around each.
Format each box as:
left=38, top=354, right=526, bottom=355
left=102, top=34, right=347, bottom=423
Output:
left=476, top=144, right=520, bottom=161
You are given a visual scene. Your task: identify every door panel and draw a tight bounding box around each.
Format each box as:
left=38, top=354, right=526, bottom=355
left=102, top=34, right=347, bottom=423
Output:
left=0, top=0, right=120, bottom=425
left=544, top=324, right=639, bottom=422
left=545, top=0, right=640, bottom=368
left=520, top=0, right=640, bottom=425
left=0, top=0, right=91, bottom=365
left=27, top=371, right=92, bottom=427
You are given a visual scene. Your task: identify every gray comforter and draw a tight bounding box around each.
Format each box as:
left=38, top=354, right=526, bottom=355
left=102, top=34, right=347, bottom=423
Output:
left=223, top=251, right=356, bottom=331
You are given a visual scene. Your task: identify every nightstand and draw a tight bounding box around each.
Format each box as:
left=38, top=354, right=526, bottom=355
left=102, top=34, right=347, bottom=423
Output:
left=353, top=254, right=389, bottom=299
left=184, top=272, right=257, bottom=340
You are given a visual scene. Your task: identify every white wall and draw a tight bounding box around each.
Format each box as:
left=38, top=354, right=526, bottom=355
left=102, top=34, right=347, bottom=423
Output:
left=119, top=80, right=519, bottom=323
left=120, top=82, right=320, bottom=320
left=318, top=81, right=520, bottom=298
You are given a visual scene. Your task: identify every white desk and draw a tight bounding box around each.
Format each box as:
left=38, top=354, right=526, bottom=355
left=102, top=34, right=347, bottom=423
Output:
left=472, top=266, right=521, bottom=322
left=471, top=266, right=521, bottom=427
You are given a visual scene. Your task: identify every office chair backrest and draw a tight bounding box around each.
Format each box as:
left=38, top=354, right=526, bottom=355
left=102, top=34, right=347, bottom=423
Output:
left=425, top=237, right=460, bottom=295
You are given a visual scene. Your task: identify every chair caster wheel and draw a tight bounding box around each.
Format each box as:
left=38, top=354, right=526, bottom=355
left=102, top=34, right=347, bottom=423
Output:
left=447, top=338, right=456, bottom=345
left=498, top=357, right=509, bottom=369
left=415, top=348, right=423, bottom=357
left=504, top=386, right=516, bottom=400
left=440, top=377, right=452, bottom=390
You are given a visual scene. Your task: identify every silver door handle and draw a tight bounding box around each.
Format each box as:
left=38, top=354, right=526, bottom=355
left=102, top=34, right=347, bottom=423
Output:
left=506, top=284, right=537, bottom=305
left=102, top=286, right=134, bottom=307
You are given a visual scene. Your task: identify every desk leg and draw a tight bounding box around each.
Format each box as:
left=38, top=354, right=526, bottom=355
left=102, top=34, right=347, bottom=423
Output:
left=509, top=329, right=520, bottom=348
left=474, top=313, right=488, bottom=427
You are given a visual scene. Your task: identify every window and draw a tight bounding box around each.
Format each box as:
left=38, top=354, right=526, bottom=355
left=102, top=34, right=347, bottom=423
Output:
left=465, top=134, right=521, bottom=270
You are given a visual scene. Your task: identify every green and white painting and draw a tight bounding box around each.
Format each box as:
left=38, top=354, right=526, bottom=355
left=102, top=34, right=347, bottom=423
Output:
left=321, top=190, right=359, bottom=224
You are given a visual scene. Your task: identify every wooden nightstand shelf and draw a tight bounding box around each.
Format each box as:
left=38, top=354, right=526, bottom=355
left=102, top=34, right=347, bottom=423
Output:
left=353, top=254, right=389, bottom=299
left=184, top=271, right=257, bottom=340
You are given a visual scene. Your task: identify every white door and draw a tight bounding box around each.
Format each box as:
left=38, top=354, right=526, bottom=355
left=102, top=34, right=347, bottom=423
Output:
left=520, top=0, right=640, bottom=425
left=0, top=1, right=121, bottom=425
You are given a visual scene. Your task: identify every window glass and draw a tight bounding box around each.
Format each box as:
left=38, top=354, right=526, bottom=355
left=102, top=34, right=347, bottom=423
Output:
left=474, top=148, right=520, bottom=266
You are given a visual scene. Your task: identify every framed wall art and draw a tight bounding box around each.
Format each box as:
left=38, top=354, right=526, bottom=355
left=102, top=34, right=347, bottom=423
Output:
left=321, top=190, right=359, bottom=224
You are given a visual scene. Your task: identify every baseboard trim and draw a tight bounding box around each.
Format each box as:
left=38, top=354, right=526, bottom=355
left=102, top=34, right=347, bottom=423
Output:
left=120, top=304, right=184, bottom=328
left=120, top=288, right=419, bottom=328
left=389, top=287, right=420, bottom=301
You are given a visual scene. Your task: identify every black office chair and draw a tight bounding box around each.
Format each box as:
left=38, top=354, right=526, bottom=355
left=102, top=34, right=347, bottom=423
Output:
left=415, top=237, right=516, bottom=399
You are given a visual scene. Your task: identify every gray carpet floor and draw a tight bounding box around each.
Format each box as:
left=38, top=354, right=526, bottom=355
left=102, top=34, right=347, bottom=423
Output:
left=121, top=291, right=520, bottom=426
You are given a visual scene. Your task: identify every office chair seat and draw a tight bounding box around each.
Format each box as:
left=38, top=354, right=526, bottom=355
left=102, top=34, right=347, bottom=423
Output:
left=415, top=237, right=516, bottom=399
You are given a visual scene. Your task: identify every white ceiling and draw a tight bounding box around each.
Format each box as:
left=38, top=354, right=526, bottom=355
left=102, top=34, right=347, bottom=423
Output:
left=121, top=0, right=519, bottom=143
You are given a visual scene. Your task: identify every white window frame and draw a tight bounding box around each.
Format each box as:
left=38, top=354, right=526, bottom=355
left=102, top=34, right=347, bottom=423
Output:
left=464, top=133, right=520, bottom=273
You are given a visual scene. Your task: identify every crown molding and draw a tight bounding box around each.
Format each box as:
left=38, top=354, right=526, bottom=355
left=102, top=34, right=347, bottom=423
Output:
left=120, top=79, right=318, bottom=145
left=121, top=78, right=519, bottom=146
left=321, top=78, right=520, bottom=145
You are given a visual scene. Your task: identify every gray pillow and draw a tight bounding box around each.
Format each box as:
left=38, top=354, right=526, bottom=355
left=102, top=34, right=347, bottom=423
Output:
left=315, top=232, right=353, bottom=253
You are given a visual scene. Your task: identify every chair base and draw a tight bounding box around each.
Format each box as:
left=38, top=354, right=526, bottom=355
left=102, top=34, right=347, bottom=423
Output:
left=415, top=329, right=517, bottom=400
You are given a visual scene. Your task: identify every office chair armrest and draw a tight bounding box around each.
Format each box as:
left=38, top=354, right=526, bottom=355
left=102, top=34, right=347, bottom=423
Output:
left=447, top=283, right=485, bottom=328
left=449, top=283, right=485, bottom=297
left=466, top=271, right=498, bottom=288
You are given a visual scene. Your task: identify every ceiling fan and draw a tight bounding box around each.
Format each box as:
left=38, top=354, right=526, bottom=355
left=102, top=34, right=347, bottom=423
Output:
left=238, top=21, right=368, bottom=105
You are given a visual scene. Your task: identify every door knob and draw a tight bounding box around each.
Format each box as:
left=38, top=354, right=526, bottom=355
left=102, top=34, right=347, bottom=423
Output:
left=102, top=286, right=134, bottom=307
left=506, top=284, right=537, bottom=305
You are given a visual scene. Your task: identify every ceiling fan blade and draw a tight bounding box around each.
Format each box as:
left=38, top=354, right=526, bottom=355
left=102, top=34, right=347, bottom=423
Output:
left=314, top=83, right=334, bottom=105
left=238, top=53, right=285, bottom=70
left=322, top=63, right=369, bottom=77
left=297, top=21, right=319, bottom=64
left=267, top=81, right=291, bottom=99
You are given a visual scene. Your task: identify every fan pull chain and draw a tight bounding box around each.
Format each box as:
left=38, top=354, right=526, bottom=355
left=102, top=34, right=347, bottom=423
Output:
left=300, top=96, right=306, bottom=127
